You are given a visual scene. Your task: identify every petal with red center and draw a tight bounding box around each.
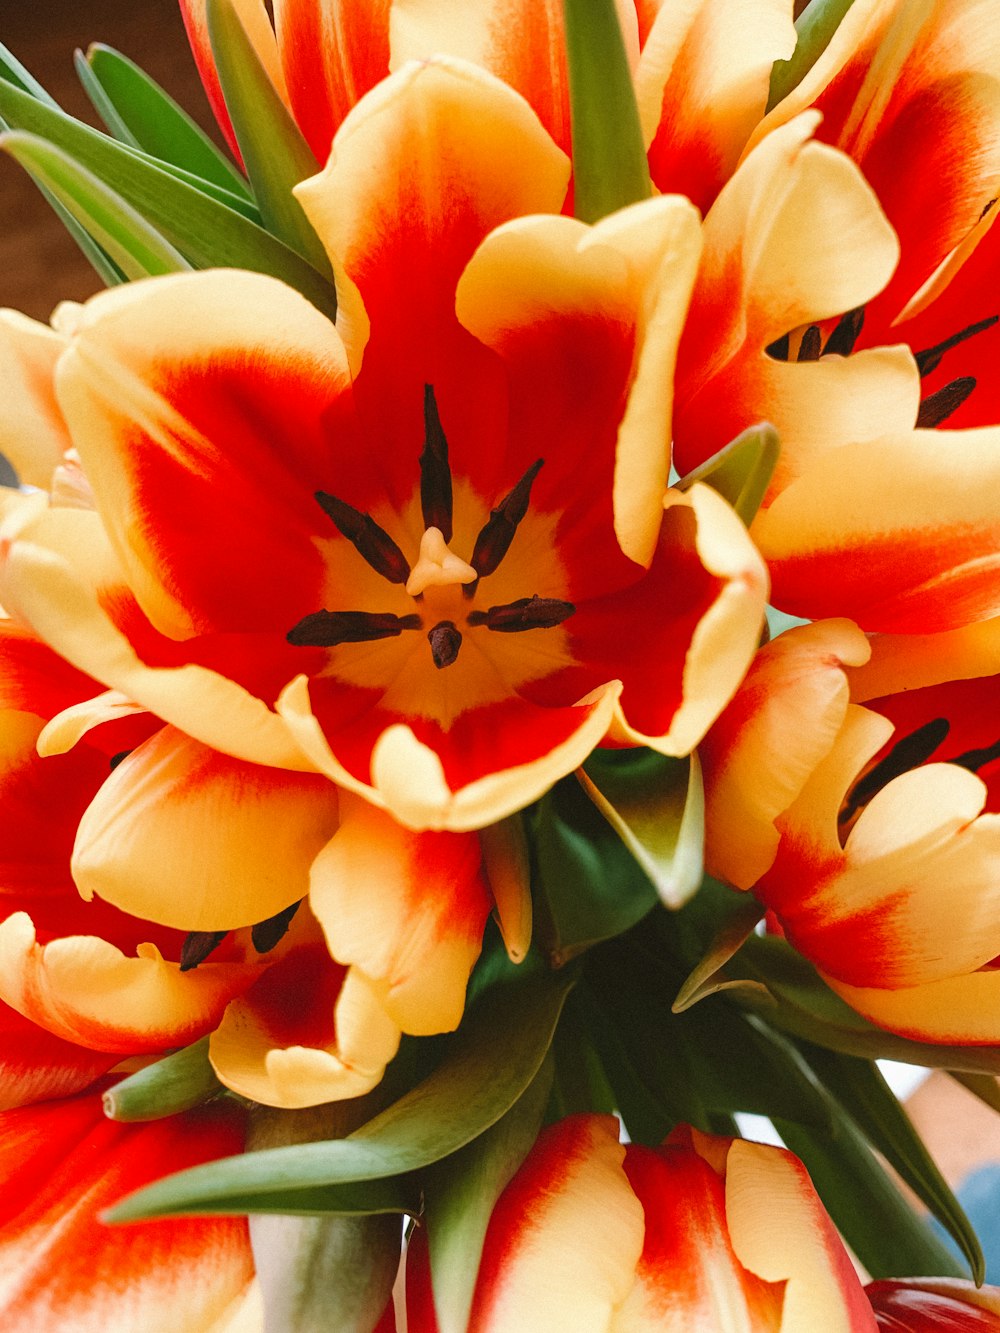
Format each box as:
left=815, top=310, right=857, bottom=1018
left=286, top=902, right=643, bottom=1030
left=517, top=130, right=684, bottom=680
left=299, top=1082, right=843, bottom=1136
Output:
left=867, top=1277, right=1000, bottom=1328
left=700, top=619, right=871, bottom=891
left=296, top=57, right=570, bottom=486
left=0, top=1087, right=255, bottom=1332
left=273, top=0, right=389, bottom=163
left=178, top=0, right=287, bottom=159
left=54, top=269, right=355, bottom=641
left=468, top=1114, right=645, bottom=1332
left=72, top=724, right=339, bottom=931
left=720, top=1135, right=876, bottom=1330
left=826, top=966, right=1000, bottom=1045
left=209, top=914, right=401, bottom=1108
left=753, top=427, right=1000, bottom=632
left=309, top=794, right=490, bottom=1035
left=0, top=310, right=70, bottom=488
left=0, top=618, right=100, bottom=722
left=279, top=673, right=622, bottom=832
left=0, top=910, right=261, bottom=1053
left=0, top=1000, right=119, bottom=1110
left=616, top=1136, right=783, bottom=1329
left=635, top=0, right=795, bottom=213
left=2, top=505, right=314, bottom=768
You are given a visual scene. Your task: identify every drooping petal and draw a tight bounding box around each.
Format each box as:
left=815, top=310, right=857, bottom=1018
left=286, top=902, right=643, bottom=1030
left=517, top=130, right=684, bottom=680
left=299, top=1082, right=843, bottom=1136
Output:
left=467, top=1115, right=645, bottom=1333
left=209, top=910, right=401, bottom=1108
left=0, top=1001, right=118, bottom=1111
left=272, top=0, right=390, bottom=163
left=753, top=427, right=1000, bottom=632
left=635, top=0, right=796, bottom=213
left=867, top=1277, right=1000, bottom=1330
left=309, top=793, right=490, bottom=1034
left=701, top=619, right=871, bottom=890
left=0, top=1087, right=255, bottom=1332
left=827, top=966, right=1000, bottom=1045
left=72, top=725, right=339, bottom=931
left=0, top=310, right=70, bottom=488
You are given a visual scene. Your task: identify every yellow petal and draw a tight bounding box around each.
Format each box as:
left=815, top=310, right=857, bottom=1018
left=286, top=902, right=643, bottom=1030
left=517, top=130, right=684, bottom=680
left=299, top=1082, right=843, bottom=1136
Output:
left=0, top=310, right=70, bottom=489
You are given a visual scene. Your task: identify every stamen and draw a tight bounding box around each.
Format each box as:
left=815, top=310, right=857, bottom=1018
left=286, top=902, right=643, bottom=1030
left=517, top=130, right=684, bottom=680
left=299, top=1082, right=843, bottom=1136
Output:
left=950, top=736, right=1000, bottom=774
left=916, top=376, right=976, bottom=428
left=468, top=594, right=576, bottom=632
left=428, top=620, right=462, bottom=668
left=765, top=333, right=790, bottom=361
left=287, top=609, right=421, bottom=647
left=822, top=306, right=866, bottom=357
left=797, top=325, right=822, bottom=362
left=179, top=930, right=228, bottom=972
left=315, top=491, right=410, bottom=584
left=469, top=458, right=545, bottom=581
left=109, top=750, right=132, bottom=770
left=840, top=716, right=949, bottom=823
left=252, top=900, right=301, bottom=954
left=420, top=385, right=453, bottom=542
left=914, top=315, right=999, bottom=376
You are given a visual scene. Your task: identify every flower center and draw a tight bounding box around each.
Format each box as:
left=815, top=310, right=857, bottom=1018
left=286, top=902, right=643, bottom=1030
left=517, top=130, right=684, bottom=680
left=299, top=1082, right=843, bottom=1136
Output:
left=287, top=385, right=575, bottom=671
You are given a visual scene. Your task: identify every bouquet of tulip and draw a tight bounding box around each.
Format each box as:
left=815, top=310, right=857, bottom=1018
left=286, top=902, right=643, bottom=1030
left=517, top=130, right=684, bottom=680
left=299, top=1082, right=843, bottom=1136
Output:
left=3, top=0, right=1000, bottom=1327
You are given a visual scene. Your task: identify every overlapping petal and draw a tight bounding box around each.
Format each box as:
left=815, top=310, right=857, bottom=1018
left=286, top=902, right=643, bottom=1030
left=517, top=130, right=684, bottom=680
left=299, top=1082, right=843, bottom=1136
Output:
left=0, top=311, right=70, bottom=489
left=866, top=1277, right=1000, bottom=1329
left=0, top=1000, right=119, bottom=1110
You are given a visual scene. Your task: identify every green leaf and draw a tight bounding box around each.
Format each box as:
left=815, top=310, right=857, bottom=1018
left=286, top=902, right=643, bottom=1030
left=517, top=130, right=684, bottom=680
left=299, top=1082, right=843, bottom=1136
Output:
left=1, top=132, right=191, bottom=280
left=107, top=972, right=573, bottom=1221
left=579, top=748, right=704, bottom=909
left=672, top=891, right=765, bottom=1012
left=562, top=0, right=651, bottom=222
left=0, top=78, right=338, bottom=319
left=778, top=1112, right=967, bottom=1281
left=103, top=1037, right=221, bottom=1122
left=81, top=44, right=250, bottom=197
left=424, top=1060, right=554, bottom=1333
left=768, top=0, right=857, bottom=111
left=534, top=770, right=660, bottom=964
left=206, top=0, right=331, bottom=273
left=675, top=422, right=780, bottom=526
left=0, top=39, right=58, bottom=106
left=251, top=1211, right=401, bottom=1332
left=794, top=1041, right=983, bottom=1282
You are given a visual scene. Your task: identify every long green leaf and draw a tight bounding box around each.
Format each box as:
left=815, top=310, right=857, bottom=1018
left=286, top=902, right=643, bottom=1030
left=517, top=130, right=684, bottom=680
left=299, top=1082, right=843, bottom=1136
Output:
left=562, top=0, right=650, bottom=222
left=0, top=40, right=58, bottom=106
left=424, top=1061, right=554, bottom=1333
left=2, top=132, right=190, bottom=280
left=768, top=0, right=857, bottom=110
left=107, top=972, right=573, bottom=1221
left=795, top=1041, right=983, bottom=1282
left=207, top=0, right=330, bottom=272
left=0, top=78, right=337, bottom=319
left=778, top=1112, right=967, bottom=1280
left=82, top=44, right=250, bottom=197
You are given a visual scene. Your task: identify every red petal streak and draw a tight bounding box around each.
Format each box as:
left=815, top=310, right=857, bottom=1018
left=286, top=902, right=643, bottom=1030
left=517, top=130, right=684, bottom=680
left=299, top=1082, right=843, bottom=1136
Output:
left=0, top=1002, right=119, bottom=1111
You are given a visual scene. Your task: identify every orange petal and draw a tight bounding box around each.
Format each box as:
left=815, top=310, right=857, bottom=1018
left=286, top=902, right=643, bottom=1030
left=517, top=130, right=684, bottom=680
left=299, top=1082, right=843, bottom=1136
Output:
left=0, top=1001, right=118, bottom=1111
left=0, top=1086, right=254, bottom=1331
left=72, top=725, right=339, bottom=931
left=825, top=966, right=1000, bottom=1045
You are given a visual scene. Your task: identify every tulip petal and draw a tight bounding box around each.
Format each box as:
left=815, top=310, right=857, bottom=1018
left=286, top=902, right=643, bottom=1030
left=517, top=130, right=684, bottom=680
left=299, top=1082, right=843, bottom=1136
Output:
left=0, top=1000, right=118, bottom=1110
left=867, top=1276, right=1000, bottom=1327
left=0, top=310, right=69, bottom=488
left=0, top=1087, right=254, bottom=1332
left=309, top=794, right=490, bottom=1035
left=827, top=966, right=1000, bottom=1045
left=72, top=725, right=338, bottom=931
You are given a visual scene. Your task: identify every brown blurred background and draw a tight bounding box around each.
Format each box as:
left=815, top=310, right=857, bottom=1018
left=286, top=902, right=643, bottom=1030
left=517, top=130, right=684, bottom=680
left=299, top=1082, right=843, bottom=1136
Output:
left=0, top=0, right=219, bottom=320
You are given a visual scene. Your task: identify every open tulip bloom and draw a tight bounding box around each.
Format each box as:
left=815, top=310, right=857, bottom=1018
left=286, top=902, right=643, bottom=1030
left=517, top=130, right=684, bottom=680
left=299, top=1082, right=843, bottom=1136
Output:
left=4, top=0, right=1000, bottom=1327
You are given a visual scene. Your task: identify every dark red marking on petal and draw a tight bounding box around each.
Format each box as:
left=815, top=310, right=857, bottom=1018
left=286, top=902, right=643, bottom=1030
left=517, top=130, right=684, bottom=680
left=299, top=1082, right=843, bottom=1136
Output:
left=428, top=620, right=462, bottom=669
left=914, top=314, right=999, bottom=376
left=179, top=930, right=229, bottom=972
left=840, top=716, right=950, bottom=824
left=797, top=325, right=822, bottom=362
left=467, top=595, right=576, bottom=632
left=420, top=384, right=453, bottom=542
left=287, top=609, right=422, bottom=647
left=822, top=306, right=866, bottom=357
left=469, top=458, right=545, bottom=580
left=315, top=491, right=411, bottom=584
left=916, top=375, right=977, bottom=426
left=251, top=900, right=302, bottom=955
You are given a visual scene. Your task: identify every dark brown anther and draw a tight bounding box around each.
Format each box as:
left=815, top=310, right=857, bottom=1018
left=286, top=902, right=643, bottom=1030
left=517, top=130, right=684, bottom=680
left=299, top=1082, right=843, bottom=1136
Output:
left=315, top=491, right=411, bottom=584
left=914, top=315, right=999, bottom=376
left=766, top=332, right=790, bottom=361
left=470, top=459, right=544, bottom=579
left=428, top=620, right=462, bottom=668
left=916, top=376, right=977, bottom=427
left=180, top=930, right=228, bottom=972
left=797, top=325, right=822, bottom=362
left=251, top=900, right=302, bottom=955
left=420, top=384, right=453, bottom=542
left=109, top=750, right=132, bottom=770
left=287, top=609, right=422, bottom=647
left=822, top=306, right=866, bottom=357
left=840, top=716, right=949, bottom=824
left=467, top=594, right=576, bottom=633
left=951, top=736, right=1000, bottom=775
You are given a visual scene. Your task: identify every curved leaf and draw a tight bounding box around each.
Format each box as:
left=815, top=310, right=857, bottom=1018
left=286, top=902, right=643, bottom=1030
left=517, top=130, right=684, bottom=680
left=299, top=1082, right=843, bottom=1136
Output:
left=103, top=1037, right=222, bottom=1123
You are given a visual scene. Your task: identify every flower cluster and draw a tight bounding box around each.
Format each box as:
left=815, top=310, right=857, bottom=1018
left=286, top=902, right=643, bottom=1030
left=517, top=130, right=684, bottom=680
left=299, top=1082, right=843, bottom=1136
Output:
left=2, top=0, right=1000, bottom=1328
